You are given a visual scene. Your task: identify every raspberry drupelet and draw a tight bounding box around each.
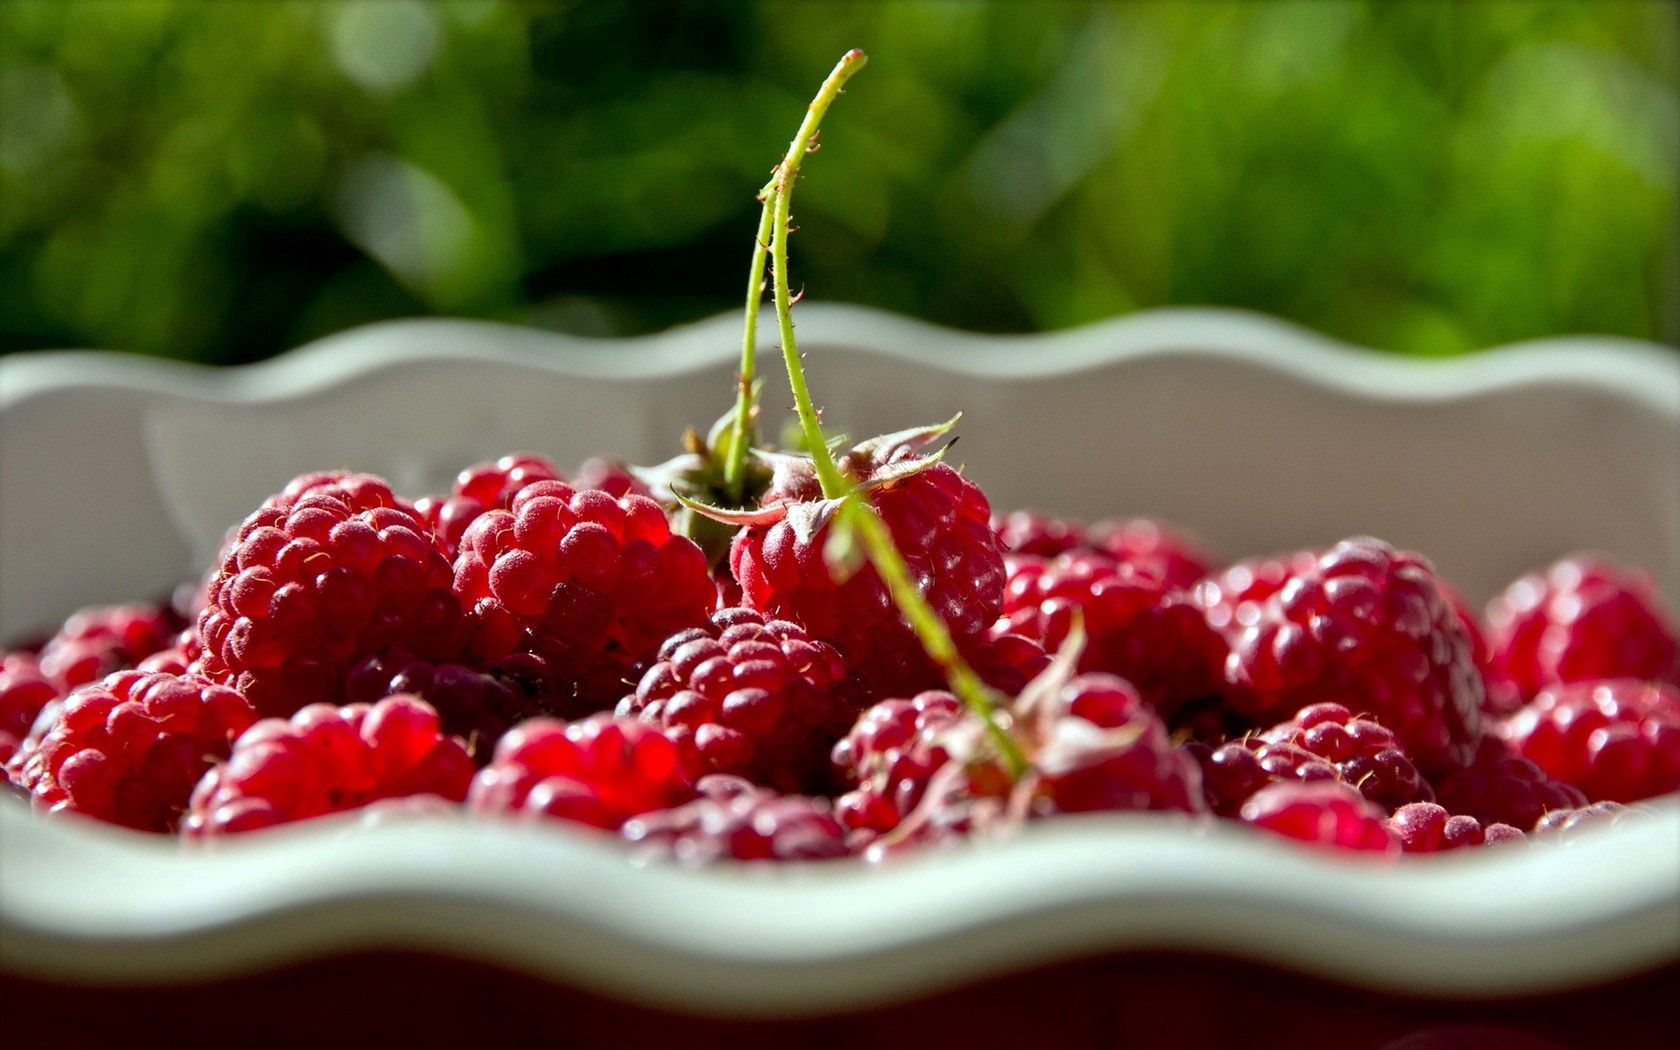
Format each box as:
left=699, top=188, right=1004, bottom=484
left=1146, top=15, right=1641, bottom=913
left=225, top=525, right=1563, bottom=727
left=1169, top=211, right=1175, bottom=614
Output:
left=1432, top=737, right=1587, bottom=830
left=993, top=512, right=1213, bottom=589
left=11, top=671, right=255, bottom=832
left=728, top=433, right=1006, bottom=698
left=416, top=453, right=563, bottom=559
left=345, top=648, right=545, bottom=762
left=998, top=552, right=1225, bottom=717
left=1195, top=702, right=1433, bottom=817
left=1485, top=556, right=1680, bottom=709
left=195, top=472, right=466, bottom=717
left=1531, top=800, right=1635, bottom=838
left=1499, top=679, right=1680, bottom=803
left=1385, top=802, right=1524, bottom=853
left=1192, top=549, right=1320, bottom=640
left=620, top=774, right=851, bottom=863
left=1239, top=781, right=1400, bottom=856
left=468, top=715, right=695, bottom=830
left=617, top=608, right=865, bottom=793
left=832, top=690, right=965, bottom=834
left=36, top=603, right=184, bottom=692
left=452, top=480, right=714, bottom=713
left=1223, top=537, right=1485, bottom=776
left=0, top=653, right=57, bottom=766
left=183, top=695, right=473, bottom=837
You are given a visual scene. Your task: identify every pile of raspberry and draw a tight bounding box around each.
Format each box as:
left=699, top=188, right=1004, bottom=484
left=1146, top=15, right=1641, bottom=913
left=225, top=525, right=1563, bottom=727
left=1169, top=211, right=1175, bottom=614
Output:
left=6, top=454, right=1677, bottom=866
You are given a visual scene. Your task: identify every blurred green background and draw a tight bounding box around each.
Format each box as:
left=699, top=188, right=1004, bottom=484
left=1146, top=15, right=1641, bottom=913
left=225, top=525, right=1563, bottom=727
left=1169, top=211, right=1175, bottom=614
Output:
left=1, top=0, right=1675, bottom=364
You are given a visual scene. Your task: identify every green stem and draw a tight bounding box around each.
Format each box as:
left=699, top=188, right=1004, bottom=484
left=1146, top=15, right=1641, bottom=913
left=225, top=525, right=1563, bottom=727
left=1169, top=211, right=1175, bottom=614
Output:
left=767, top=49, right=866, bottom=501
left=839, top=499, right=1030, bottom=778
left=723, top=202, right=775, bottom=502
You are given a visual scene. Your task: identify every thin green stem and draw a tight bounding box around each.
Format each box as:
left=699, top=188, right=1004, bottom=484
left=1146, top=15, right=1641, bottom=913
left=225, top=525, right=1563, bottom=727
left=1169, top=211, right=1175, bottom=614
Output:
left=767, top=49, right=866, bottom=501
left=839, top=499, right=1030, bottom=777
left=723, top=203, right=775, bottom=501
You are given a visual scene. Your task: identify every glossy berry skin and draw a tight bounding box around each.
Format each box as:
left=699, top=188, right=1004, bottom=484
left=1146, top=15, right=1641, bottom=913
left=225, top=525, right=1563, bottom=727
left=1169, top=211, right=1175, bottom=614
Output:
left=1386, top=802, right=1523, bottom=853
left=1499, top=679, right=1680, bottom=803
left=1196, top=703, right=1432, bottom=817
left=1193, top=550, right=1320, bottom=640
left=621, top=774, right=850, bottom=863
left=994, top=512, right=1212, bottom=589
left=468, top=715, right=694, bottom=830
left=1531, top=800, right=1634, bottom=838
left=732, top=462, right=1005, bottom=698
left=618, top=608, right=862, bottom=793
left=37, top=604, right=183, bottom=692
left=453, top=481, right=714, bottom=713
left=0, top=653, right=58, bottom=766
left=1485, top=556, right=1680, bottom=708
left=1239, top=781, right=1400, bottom=856
left=1433, top=737, right=1587, bottom=831
left=1223, top=538, right=1485, bottom=776
left=196, top=472, right=466, bottom=717
left=999, top=553, right=1224, bottom=717
left=183, top=695, right=472, bottom=837
left=11, top=671, right=255, bottom=832
left=346, top=649, right=544, bottom=762
left=416, top=454, right=563, bottom=559
left=833, top=690, right=965, bottom=833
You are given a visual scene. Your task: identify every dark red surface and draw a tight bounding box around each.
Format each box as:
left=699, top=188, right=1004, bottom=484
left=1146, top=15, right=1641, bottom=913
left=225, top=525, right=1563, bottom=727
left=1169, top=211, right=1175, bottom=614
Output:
left=4, top=950, right=1670, bottom=1049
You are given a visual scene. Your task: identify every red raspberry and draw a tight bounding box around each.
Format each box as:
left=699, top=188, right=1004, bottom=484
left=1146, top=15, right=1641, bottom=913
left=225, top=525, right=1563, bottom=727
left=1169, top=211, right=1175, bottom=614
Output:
left=1485, top=556, right=1680, bottom=708
left=1531, top=800, right=1635, bottom=838
left=11, top=671, right=255, bottom=832
left=1433, top=737, right=1587, bottom=830
left=183, top=695, right=472, bottom=837
left=833, top=690, right=964, bottom=833
left=621, top=774, right=850, bottom=863
left=468, top=715, right=694, bottom=830
left=346, top=649, right=544, bottom=761
left=998, top=552, right=1224, bottom=717
left=136, top=632, right=197, bottom=675
left=1192, top=549, right=1319, bottom=639
left=1223, top=538, right=1484, bottom=775
left=453, top=481, right=714, bottom=712
left=1025, top=673, right=1206, bottom=816
left=1499, top=679, right=1680, bottom=803
left=571, top=457, right=651, bottom=500
left=959, top=629, right=1050, bottom=696
left=1386, top=802, right=1524, bottom=853
left=195, top=472, right=466, bottom=716
left=618, top=608, right=863, bottom=792
left=0, top=653, right=58, bottom=766
left=731, top=438, right=1005, bottom=697
left=1239, top=781, right=1400, bottom=855
left=416, top=454, right=562, bottom=559
left=994, top=512, right=1212, bottom=588
left=1195, top=703, right=1432, bottom=816
left=36, top=603, right=183, bottom=692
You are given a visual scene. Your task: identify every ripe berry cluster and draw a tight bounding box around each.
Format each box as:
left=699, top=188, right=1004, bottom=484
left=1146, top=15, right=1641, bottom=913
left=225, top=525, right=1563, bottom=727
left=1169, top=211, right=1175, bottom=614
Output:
left=5, top=51, right=1675, bottom=867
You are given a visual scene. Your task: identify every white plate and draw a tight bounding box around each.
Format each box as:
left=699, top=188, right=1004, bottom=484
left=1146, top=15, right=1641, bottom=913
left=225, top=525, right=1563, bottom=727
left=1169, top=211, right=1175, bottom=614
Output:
left=2, top=305, right=1678, bottom=1014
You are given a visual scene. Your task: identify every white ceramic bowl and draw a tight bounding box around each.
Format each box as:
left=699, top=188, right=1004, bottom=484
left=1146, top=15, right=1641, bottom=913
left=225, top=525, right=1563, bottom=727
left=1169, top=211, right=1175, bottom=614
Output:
left=2, top=305, right=1678, bottom=1015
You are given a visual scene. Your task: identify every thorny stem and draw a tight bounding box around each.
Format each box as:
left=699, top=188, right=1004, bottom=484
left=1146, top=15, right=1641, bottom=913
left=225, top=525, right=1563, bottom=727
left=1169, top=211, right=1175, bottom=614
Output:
left=761, top=49, right=1029, bottom=779
left=723, top=203, right=775, bottom=501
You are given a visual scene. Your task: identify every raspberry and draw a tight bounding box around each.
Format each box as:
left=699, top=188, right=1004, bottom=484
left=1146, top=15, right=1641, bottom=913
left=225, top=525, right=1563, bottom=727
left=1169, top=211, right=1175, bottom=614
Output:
left=730, top=436, right=1005, bottom=697
left=1531, top=800, right=1635, bottom=838
left=994, top=512, right=1212, bottom=588
left=36, top=603, right=183, bottom=692
left=998, top=552, right=1224, bottom=717
left=1195, top=703, right=1432, bottom=816
left=468, top=715, right=694, bottom=830
left=1223, top=538, right=1485, bottom=775
left=1499, top=679, right=1680, bottom=803
left=453, top=481, right=714, bottom=712
left=416, top=453, right=562, bottom=559
left=1433, top=737, right=1587, bottom=830
left=136, top=632, right=197, bottom=675
left=0, top=653, right=57, bottom=766
left=621, top=774, right=850, bottom=863
left=1485, top=556, right=1680, bottom=708
left=833, top=690, right=965, bottom=833
left=1385, top=802, right=1524, bottom=853
left=959, top=629, right=1050, bottom=696
left=1239, top=781, right=1400, bottom=855
left=1192, top=550, right=1319, bottom=639
left=195, top=472, right=466, bottom=716
left=571, top=457, right=651, bottom=500
left=11, top=671, right=255, bottom=832
left=618, top=608, right=863, bottom=792
left=346, top=649, right=545, bottom=761
left=183, top=695, right=472, bottom=837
